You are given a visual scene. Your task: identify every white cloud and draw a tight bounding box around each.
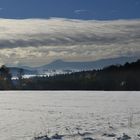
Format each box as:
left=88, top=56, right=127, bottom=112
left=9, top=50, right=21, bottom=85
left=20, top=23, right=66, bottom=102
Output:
left=0, top=18, right=140, bottom=66
left=74, top=10, right=88, bottom=14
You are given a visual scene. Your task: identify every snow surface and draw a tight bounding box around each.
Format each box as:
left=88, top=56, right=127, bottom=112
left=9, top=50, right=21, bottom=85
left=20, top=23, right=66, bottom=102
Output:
left=0, top=91, right=140, bottom=140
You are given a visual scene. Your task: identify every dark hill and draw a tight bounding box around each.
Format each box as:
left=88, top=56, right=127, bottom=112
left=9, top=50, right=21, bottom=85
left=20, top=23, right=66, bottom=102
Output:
left=21, top=59, right=140, bottom=90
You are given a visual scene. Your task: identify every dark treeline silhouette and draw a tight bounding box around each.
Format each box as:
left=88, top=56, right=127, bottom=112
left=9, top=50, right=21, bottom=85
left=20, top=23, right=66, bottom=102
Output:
left=0, top=65, right=13, bottom=90
left=18, top=59, right=140, bottom=90
left=0, top=59, right=140, bottom=90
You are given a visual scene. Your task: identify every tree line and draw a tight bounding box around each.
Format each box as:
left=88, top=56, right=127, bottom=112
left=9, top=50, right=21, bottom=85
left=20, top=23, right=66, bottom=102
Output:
left=0, top=59, right=140, bottom=90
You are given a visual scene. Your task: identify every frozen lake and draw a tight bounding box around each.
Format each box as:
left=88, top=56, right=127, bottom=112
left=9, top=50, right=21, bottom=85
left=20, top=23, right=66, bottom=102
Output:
left=0, top=91, right=140, bottom=140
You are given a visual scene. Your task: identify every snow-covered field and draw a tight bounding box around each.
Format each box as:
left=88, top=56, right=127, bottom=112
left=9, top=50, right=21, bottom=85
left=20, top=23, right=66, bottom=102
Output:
left=0, top=91, right=140, bottom=140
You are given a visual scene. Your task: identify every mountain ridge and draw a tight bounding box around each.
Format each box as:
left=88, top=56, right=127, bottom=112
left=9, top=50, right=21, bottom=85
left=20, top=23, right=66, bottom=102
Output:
left=33, top=56, right=140, bottom=70
left=8, top=56, right=139, bottom=76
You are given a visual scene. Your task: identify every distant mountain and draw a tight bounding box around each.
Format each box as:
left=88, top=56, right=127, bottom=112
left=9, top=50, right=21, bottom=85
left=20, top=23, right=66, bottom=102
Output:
left=9, top=67, right=37, bottom=77
left=10, top=56, right=139, bottom=76
left=35, top=57, right=139, bottom=71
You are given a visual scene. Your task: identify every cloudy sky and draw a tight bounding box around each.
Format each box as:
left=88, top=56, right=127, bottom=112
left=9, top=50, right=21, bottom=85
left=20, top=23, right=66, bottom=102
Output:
left=0, top=0, right=140, bottom=67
